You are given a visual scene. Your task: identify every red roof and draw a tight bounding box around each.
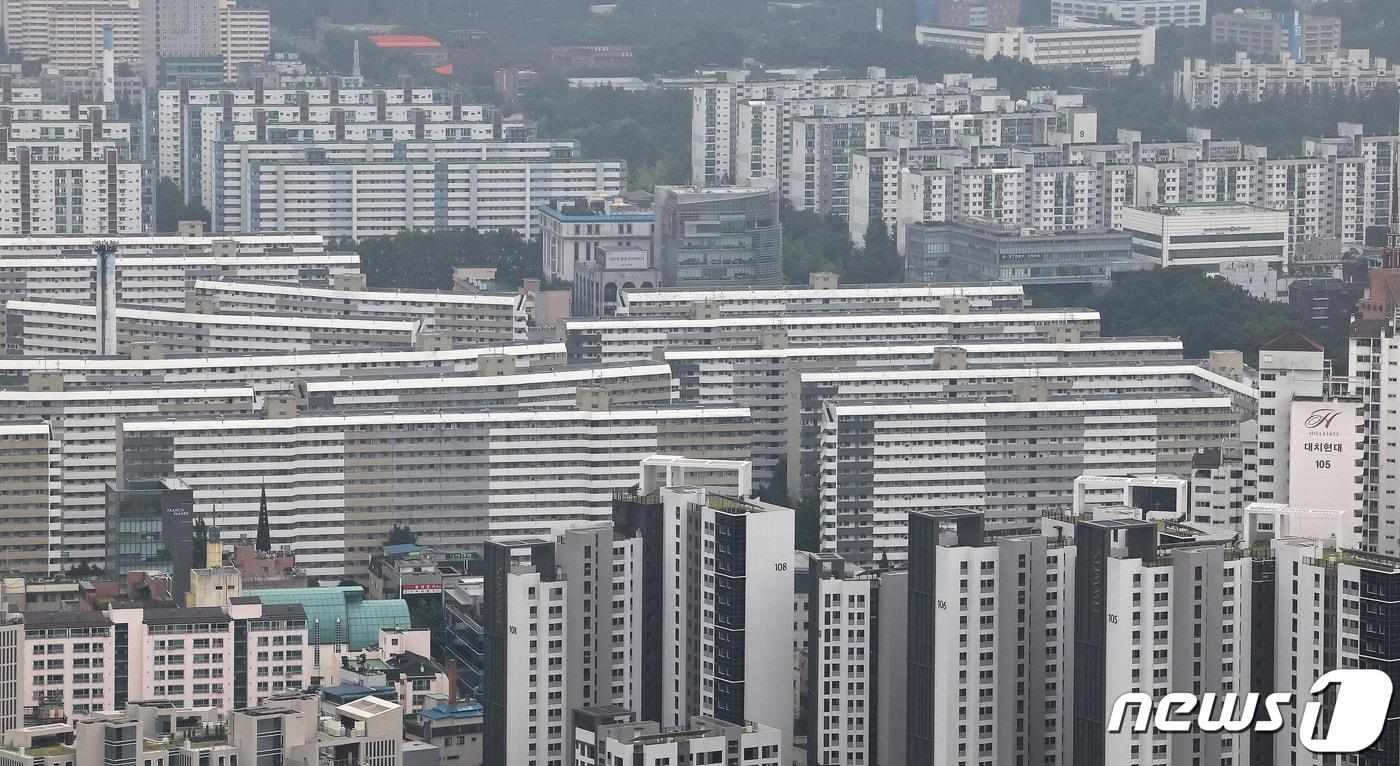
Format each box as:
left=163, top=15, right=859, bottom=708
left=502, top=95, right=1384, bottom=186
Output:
left=434, top=64, right=454, bottom=75
left=368, top=34, right=443, bottom=49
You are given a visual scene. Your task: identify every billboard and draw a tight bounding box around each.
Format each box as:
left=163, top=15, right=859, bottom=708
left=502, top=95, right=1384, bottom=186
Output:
left=1288, top=401, right=1362, bottom=512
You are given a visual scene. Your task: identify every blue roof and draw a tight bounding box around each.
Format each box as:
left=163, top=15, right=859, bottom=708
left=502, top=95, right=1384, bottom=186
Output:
left=418, top=703, right=484, bottom=722
left=244, top=586, right=411, bottom=650
left=537, top=204, right=654, bottom=223
left=383, top=543, right=425, bottom=555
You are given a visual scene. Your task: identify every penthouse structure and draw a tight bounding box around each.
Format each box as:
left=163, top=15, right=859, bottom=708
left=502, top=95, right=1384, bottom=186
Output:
left=204, top=137, right=623, bottom=238
left=190, top=279, right=528, bottom=344
left=1176, top=50, right=1400, bottom=108
left=4, top=301, right=426, bottom=357
left=819, top=394, right=1240, bottom=563
left=116, top=404, right=752, bottom=576
left=562, top=308, right=1101, bottom=364
left=572, top=711, right=783, bottom=766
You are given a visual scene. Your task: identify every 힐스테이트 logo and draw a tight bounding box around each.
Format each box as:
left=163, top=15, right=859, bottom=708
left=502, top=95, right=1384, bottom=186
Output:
left=1108, top=669, right=1393, bottom=753
left=1305, top=408, right=1343, bottom=430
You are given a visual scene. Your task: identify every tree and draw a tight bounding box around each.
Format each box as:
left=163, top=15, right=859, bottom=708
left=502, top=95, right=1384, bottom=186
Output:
left=408, top=597, right=448, bottom=659
left=356, top=227, right=541, bottom=290
left=154, top=180, right=211, bottom=233
left=192, top=518, right=209, bottom=569
left=255, top=485, right=272, bottom=553
left=388, top=526, right=419, bottom=546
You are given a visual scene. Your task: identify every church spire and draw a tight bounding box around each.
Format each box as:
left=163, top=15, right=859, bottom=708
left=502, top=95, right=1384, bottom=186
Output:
left=255, top=484, right=271, bottom=553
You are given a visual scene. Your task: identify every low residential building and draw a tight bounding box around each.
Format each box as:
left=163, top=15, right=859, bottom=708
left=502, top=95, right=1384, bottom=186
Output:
left=238, top=587, right=412, bottom=685
left=408, top=702, right=483, bottom=766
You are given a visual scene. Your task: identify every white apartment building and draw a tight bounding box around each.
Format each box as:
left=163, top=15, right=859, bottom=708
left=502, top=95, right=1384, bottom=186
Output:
left=0, top=386, right=257, bottom=567
left=0, top=342, right=568, bottom=392
left=1176, top=50, right=1400, bottom=109
left=615, top=279, right=1026, bottom=317
left=157, top=86, right=444, bottom=181
left=563, top=309, right=1101, bottom=364
left=0, top=149, right=143, bottom=234
left=4, top=301, right=424, bottom=356
left=819, top=394, right=1240, bottom=563
left=538, top=195, right=653, bottom=283
left=190, top=279, right=528, bottom=343
left=204, top=138, right=624, bottom=239
left=905, top=509, right=1076, bottom=765
left=480, top=526, right=643, bottom=766
left=1121, top=201, right=1290, bottom=270
left=0, top=0, right=268, bottom=80
left=0, top=234, right=356, bottom=310
left=115, top=404, right=752, bottom=576
left=298, top=362, right=677, bottom=412
left=0, top=422, right=60, bottom=576
left=915, top=22, right=1157, bottom=73
left=18, top=611, right=115, bottom=719
left=1051, top=0, right=1205, bottom=27
left=806, top=556, right=908, bottom=766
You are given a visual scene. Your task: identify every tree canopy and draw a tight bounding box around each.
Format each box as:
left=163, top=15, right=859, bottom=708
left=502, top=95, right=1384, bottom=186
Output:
left=355, top=227, right=541, bottom=290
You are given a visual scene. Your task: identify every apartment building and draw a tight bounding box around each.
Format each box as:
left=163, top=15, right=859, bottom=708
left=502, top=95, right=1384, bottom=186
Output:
left=906, top=509, right=1076, bottom=765
left=115, top=404, right=752, bottom=576
left=1051, top=0, right=1206, bottom=27
left=0, top=149, right=142, bottom=234
left=1210, top=9, right=1342, bottom=63
left=189, top=279, right=528, bottom=344
left=1176, top=50, right=1400, bottom=109
left=0, top=422, right=59, bottom=576
left=615, top=279, right=1026, bottom=317
left=481, top=527, right=643, bottom=766
left=4, top=301, right=424, bottom=357
left=0, top=342, right=567, bottom=393
left=915, top=22, right=1157, bottom=73
left=204, top=137, right=623, bottom=239
left=562, top=309, right=1101, bottom=364
left=820, top=394, right=1240, bottom=562
left=18, top=611, right=115, bottom=719
left=805, top=555, right=908, bottom=766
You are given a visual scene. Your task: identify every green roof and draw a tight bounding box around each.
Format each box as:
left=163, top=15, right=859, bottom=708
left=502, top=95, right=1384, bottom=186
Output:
left=243, top=586, right=411, bottom=650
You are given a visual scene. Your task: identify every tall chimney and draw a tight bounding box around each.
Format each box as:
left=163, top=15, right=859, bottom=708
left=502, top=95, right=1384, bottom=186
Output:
left=101, top=25, right=115, bottom=103
left=95, top=242, right=118, bottom=355
left=352, top=39, right=362, bottom=81
left=447, top=659, right=459, bottom=704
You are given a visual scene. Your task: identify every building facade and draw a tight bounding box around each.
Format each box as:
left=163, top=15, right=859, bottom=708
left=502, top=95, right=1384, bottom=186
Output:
left=653, top=186, right=783, bottom=289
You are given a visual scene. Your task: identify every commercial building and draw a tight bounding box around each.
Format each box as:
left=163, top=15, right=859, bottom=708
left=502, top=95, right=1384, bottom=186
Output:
left=189, top=279, right=528, bottom=344
left=116, top=404, right=752, bottom=576
left=238, top=587, right=413, bottom=684
left=1210, top=9, right=1342, bottom=63
left=571, top=246, right=659, bottom=316
left=103, top=478, right=195, bottom=593
left=819, top=393, right=1240, bottom=563
left=915, top=22, right=1157, bottom=73
left=653, top=186, right=783, bottom=288
left=538, top=193, right=654, bottom=283
left=1175, top=50, right=1400, bottom=108
left=1050, top=0, right=1206, bottom=28
left=904, top=220, right=1138, bottom=284
left=1120, top=202, right=1290, bottom=270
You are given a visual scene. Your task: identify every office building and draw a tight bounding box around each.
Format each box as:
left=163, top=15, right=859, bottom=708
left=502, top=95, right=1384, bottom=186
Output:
left=904, top=220, right=1137, bottom=284
left=1175, top=50, right=1400, bottom=109
left=538, top=193, right=654, bottom=283
left=116, top=404, right=752, bottom=576
left=1051, top=0, right=1206, bottom=28
left=905, top=509, right=1075, bottom=765
left=1121, top=202, right=1289, bottom=270
left=571, top=246, right=659, bottom=316
left=103, top=478, right=195, bottom=595
left=1210, top=9, right=1342, bottom=63
left=481, top=526, right=643, bottom=766
left=915, top=22, right=1157, bottom=73
left=820, top=393, right=1240, bottom=563
left=653, top=185, right=782, bottom=288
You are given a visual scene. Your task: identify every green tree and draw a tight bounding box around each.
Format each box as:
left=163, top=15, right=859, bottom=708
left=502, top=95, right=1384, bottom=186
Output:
left=409, top=597, right=448, bottom=659
left=192, top=518, right=209, bottom=569
left=154, top=180, right=210, bottom=233
left=388, top=526, right=419, bottom=546
left=355, top=228, right=540, bottom=290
